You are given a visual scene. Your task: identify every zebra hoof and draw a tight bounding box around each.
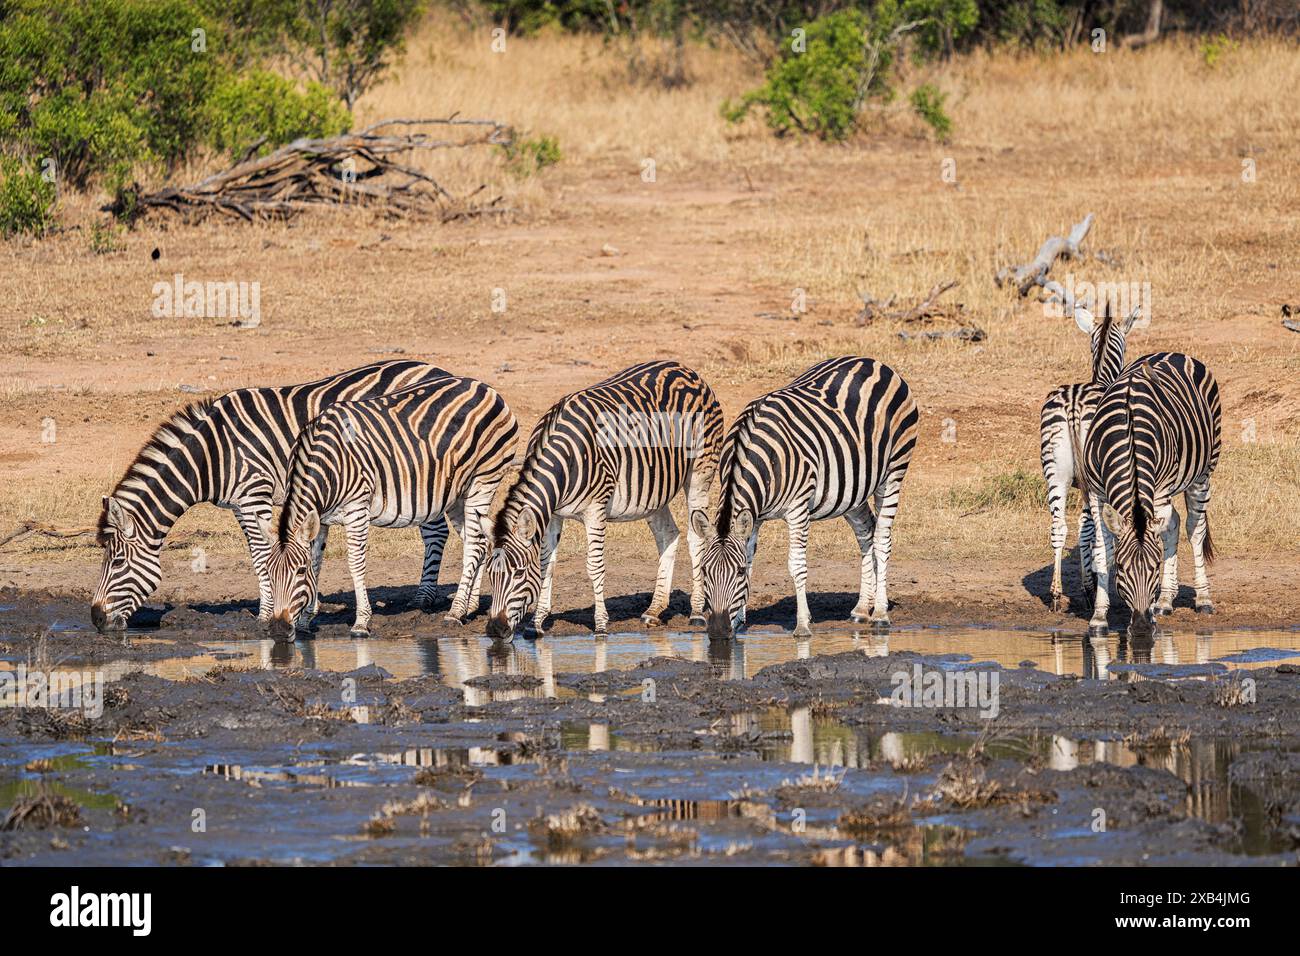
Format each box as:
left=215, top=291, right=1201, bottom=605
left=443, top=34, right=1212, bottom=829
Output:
left=1196, top=602, right=1215, bottom=615
left=870, top=616, right=891, bottom=631
left=688, top=615, right=707, bottom=627
left=641, top=614, right=664, bottom=629
left=1050, top=594, right=1064, bottom=614
left=443, top=614, right=465, bottom=626
left=1088, top=620, right=1109, bottom=636
left=792, top=623, right=813, bottom=638
left=418, top=597, right=438, bottom=614
left=849, top=608, right=871, bottom=624
left=593, top=628, right=608, bottom=639
left=349, top=626, right=371, bottom=639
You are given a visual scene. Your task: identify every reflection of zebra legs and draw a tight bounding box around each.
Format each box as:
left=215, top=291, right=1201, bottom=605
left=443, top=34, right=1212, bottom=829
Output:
left=416, top=517, right=449, bottom=611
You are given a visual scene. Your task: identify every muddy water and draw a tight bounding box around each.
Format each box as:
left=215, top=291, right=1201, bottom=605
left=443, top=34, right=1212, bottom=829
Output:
left=2, top=604, right=1299, bottom=866
left=34, top=623, right=1300, bottom=689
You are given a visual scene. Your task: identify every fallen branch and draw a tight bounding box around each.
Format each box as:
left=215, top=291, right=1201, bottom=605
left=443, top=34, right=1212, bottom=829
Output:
left=0, top=521, right=96, bottom=549
left=105, top=116, right=514, bottom=223
left=996, top=214, right=1094, bottom=296
left=856, top=279, right=985, bottom=343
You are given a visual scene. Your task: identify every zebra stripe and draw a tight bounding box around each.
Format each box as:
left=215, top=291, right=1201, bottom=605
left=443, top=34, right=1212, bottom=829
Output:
left=694, top=356, right=918, bottom=639
left=91, top=360, right=448, bottom=632
left=1082, top=351, right=1222, bottom=633
left=485, top=361, right=724, bottom=639
left=1039, top=305, right=1141, bottom=612
left=264, top=376, right=518, bottom=639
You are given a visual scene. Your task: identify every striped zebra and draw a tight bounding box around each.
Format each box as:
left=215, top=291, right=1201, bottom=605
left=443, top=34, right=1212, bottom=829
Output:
left=263, top=375, right=518, bottom=640
left=91, top=360, right=447, bottom=632
left=484, top=361, right=723, bottom=640
left=1039, top=303, right=1141, bottom=612
left=1081, top=351, right=1222, bottom=633
left=691, top=357, right=918, bottom=640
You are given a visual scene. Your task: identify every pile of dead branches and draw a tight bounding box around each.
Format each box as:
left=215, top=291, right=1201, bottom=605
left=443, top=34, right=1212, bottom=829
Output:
left=855, top=279, right=986, bottom=343
left=106, top=117, right=514, bottom=223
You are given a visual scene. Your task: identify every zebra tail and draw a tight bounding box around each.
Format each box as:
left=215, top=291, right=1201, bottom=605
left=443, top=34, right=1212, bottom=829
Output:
left=1067, top=406, right=1090, bottom=499
left=1202, top=514, right=1215, bottom=564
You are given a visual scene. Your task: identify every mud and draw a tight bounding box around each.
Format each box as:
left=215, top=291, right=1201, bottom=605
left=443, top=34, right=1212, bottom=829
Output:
left=1, top=591, right=1298, bottom=866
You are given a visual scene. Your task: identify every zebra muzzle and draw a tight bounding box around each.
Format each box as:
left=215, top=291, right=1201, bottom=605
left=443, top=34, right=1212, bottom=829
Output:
left=91, top=602, right=125, bottom=633
left=268, top=614, right=298, bottom=642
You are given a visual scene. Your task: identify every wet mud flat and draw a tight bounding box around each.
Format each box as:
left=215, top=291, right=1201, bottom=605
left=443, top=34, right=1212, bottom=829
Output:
left=2, top=592, right=1299, bottom=866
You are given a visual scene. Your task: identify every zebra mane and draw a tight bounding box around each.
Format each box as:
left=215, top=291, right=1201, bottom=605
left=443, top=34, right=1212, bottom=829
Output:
left=492, top=400, right=569, bottom=547
left=98, top=398, right=217, bottom=539
left=1090, top=301, right=1115, bottom=382
left=714, top=399, right=762, bottom=538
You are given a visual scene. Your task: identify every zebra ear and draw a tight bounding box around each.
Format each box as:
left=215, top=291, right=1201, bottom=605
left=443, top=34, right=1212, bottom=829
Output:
left=514, top=509, right=538, bottom=544
left=1101, top=503, right=1126, bottom=537
left=1122, top=305, right=1142, bottom=333
left=106, top=497, right=136, bottom=540
left=295, top=511, right=321, bottom=547
left=256, top=514, right=275, bottom=544
left=689, top=509, right=714, bottom=542
left=732, top=509, right=754, bottom=540
left=1073, top=306, right=1095, bottom=335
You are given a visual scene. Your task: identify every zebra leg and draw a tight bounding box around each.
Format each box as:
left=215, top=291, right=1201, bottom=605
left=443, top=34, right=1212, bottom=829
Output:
left=869, top=471, right=906, bottom=626
left=582, top=505, right=611, bottom=636
left=844, top=505, right=877, bottom=624
left=416, top=515, right=449, bottom=613
left=1185, top=480, right=1214, bottom=613
left=785, top=507, right=813, bottom=638
left=1087, top=492, right=1112, bottom=631
left=532, top=517, right=563, bottom=634
left=303, top=522, right=329, bottom=626
left=1076, top=508, right=1096, bottom=611
left=234, top=503, right=275, bottom=624
left=642, top=505, right=681, bottom=627
left=1155, top=505, right=1180, bottom=615
left=739, top=524, right=760, bottom=632
left=447, top=477, right=501, bottom=624
left=343, top=510, right=373, bottom=637
left=1042, top=430, right=1072, bottom=613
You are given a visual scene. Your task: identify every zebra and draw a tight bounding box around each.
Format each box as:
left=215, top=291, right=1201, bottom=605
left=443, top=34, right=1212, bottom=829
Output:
left=691, top=357, right=918, bottom=641
left=1039, top=302, right=1142, bottom=612
left=484, top=361, right=724, bottom=641
left=91, top=360, right=448, bottom=632
left=263, top=375, right=518, bottom=640
left=1080, top=351, right=1222, bottom=634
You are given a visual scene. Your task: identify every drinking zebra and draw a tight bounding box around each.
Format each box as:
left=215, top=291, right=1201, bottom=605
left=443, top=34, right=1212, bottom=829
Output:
left=692, top=357, right=918, bottom=640
left=1081, top=351, right=1222, bottom=633
left=484, top=361, right=723, bottom=640
left=263, top=375, right=518, bottom=640
left=1039, top=303, right=1141, bottom=612
left=91, top=360, right=447, bottom=632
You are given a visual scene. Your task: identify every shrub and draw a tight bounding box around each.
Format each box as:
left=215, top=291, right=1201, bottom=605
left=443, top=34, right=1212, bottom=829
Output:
left=501, top=134, right=562, bottom=176
left=0, top=157, right=57, bottom=238
left=722, top=2, right=971, bottom=142
left=909, top=82, right=951, bottom=140
left=205, top=71, right=352, bottom=160
left=0, top=0, right=223, bottom=188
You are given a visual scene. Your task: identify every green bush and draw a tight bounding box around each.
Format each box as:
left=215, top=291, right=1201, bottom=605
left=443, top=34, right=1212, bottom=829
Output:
left=205, top=71, right=352, bottom=159
left=501, top=134, right=562, bottom=176
left=0, top=0, right=222, bottom=188
left=909, top=82, right=951, bottom=140
left=723, top=2, right=972, bottom=142
left=0, top=157, right=57, bottom=237
left=722, top=9, right=878, bottom=140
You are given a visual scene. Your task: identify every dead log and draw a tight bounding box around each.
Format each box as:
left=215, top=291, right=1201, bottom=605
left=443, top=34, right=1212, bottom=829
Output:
left=856, top=279, right=986, bottom=343
left=996, top=213, right=1094, bottom=295
left=0, top=521, right=97, bottom=549
left=105, top=117, right=514, bottom=223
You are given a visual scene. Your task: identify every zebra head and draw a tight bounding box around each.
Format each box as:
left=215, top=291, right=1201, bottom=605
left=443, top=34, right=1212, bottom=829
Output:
left=264, top=511, right=321, bottom=642
left=92, top=496, right=161, bottom=632
left=485, top=509, right=544, bottom=641
left=691, top=508, right=754, bottom=641
left=1101, top=502, right=1164, bottom=634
